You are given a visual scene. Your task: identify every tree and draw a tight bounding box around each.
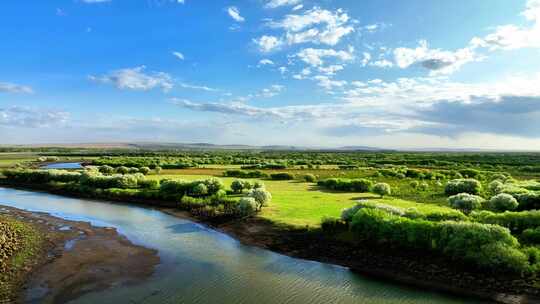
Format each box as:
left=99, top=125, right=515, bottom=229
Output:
left=98, top=165, right=115, bottom=175
left=248, top=188, right=272, bottom=211
left=373, top=183, right=391, bottom=198
left=231, top=180, right=244, bottom=193
left=191, top=183, right=208, bottom=197
left=155, top=166, right=163, bottom=174
left=444, top=179, right=482, bottom=196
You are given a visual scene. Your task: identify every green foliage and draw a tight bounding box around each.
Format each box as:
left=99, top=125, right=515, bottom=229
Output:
left=270, top=172, right=295, bottom=180
left=303, top=173, right=317, bottom=182
left=237, top=197, right=258, bottom=216
left=223, top=170, right=267, bottom=178
left=139, top=167, right=151, bottom=175
left=488, top=193, right=519, bottom=212
left=444, top=179, right=482, bottom=196
left=470, top=210, right=540, bottom=233
left=372, top=183, right=391, bottom=197
left=247, top=188, right=272, bottom=210
left=350, top=208, right=529, bottom=274
left=98, top=165, right=115, bottom=175
left=321, top=217, right=348, bottom=233
left=318, top=178, right=373, bottom=192
left=522, top=227, right=540, bottom=244
left=447, top=193, right=485, bottom=214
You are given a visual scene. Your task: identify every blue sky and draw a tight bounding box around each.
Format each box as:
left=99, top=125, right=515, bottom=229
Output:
left=1, top=0, right=540, bottom=149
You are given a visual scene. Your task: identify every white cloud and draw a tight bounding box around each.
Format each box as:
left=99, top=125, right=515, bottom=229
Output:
left=227, top=6, right=245, bottom=22
left=253, top=35, right=283, bottom=52
left=259, top=59, right=275, bottom=65
left=471, top=0, right=540, bottom=51
left=257, top=84, right=285, bottom=98
left=317, top=64, right=344, bottom=75
left=268, top=7, right=354, bottom=46
left=0, top=82, right=33, bottom=94
left=296, top=47, right=354, bottom=66
left=172, top=51, right=185, bottom=60
left=89, top=66, right=173, bottom=92
left=292, top=4, right=303, bottom=11
left=370, top=59, right=393, bottom=68
left=393, top=40, right=477, bottom=75
left=361, top=52, right=371, bottom=66
left=0, top=106, right=69, bottom=128
left=178, top=82, right=217, bottom=92
left=265, top=0, right=302, bottom=9
left=313, top=75, right=347, bottom=89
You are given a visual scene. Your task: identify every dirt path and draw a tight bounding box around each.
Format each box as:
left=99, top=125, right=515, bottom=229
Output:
left=0, top=205, right=160, bottom=304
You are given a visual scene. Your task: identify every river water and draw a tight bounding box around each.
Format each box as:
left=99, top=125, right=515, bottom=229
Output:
left=40, top=162, right=83, bottom=169
left=0, top=187, right=477, bottom=304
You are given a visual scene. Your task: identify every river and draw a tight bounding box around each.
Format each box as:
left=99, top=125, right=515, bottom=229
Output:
left=0, top=187, right=477, bottom=304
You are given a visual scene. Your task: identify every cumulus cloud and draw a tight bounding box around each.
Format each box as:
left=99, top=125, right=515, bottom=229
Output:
left=0, top=106, right=69, bottom=128
left=89, top=66, right=173, bottom=92
left=267, top=7, right=354, bottom=46
left=296, top=47, right=354, bottom=66
left=471, top=0, right=540, bottom=51
left=227, top=6, right=245, bottom=22
left=253, top=35, right=283, bottom=52
left=265, top=0, right=301, bottom=9
left=0, top=82, right=33, bottom=94
left=393, top=40, right=477, bottom=75
left=313, top=75, right=347, bottom=89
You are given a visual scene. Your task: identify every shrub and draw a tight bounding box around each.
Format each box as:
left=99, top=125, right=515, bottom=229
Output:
left=459, top=169, right=481, bottom=178
left=138, top=179, right=160, bottom=190
left=372, top=183, right=391, bottom=198
left=139, top=167, right=151, bottom=175
left=270, top=172, right=295, bottom=180
left=445, top=179, right=482, bottom=196
left=447, top=193, right=485, bottom=214
left=155, top=166, right=162, bottom=174
left=116, top=166, right=129, bottom=174
left=341, top=204, right=363, bottom=223
left=350, top=208, right=528, bottom=274
left=223, top=170, right=267, bottom=178
left=253, top=181, right=265, bottom=189
left=247, top=188, right=272, bottom=210
left=236, top=197, right=257, bottom=216
left=470, top=210, right=540, bottom=233
left=303, top=174, right=317, bottom=183
left=318, top=178, right=373, bottom=192
left=190, top=183, right=208, bottom=197
left=201, top=178, right=224, bottom=195
left=488, top=193, right=519, bottom=212
left=98, top=165, right=115, bottom=175
left=489, top=180, right=504, bottom=194
left=410, top=181, right=419, bottom=189
left=522, top=227, right=540, bottom=244
left=321, top=217, right=348, bottom=233
left=515, top=192, right=540, bottom=211
left=418, top=182, right=429, bottom=191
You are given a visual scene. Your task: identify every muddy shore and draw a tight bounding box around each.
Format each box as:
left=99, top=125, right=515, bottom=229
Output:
left=0, top=205, right=159, bottom=304
left=2, top=183, right=540, bottom=304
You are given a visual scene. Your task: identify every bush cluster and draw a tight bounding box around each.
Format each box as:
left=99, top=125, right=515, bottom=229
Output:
left=350, top=208, right=534, bottom=274
left=470, top=210, right=540, bottom=234
left=447, top=193, right=485, bottom=214
left=223, top=170, right=267, bottom=178
left=318, top=178, right=373, bottom=192
left=444, top=179, right=482, bottom=196
left=270, top=172, right=295, bottom=180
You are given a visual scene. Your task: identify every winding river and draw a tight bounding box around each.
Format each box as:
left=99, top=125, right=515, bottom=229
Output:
left=0, top=187, right=477, bottom=304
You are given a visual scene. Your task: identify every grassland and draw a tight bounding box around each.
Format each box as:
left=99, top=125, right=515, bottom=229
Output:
left=149, top=170, right=451, bottom=227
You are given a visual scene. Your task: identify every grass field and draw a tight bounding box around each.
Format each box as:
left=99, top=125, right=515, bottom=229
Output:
left=149, top=171, right=453, bottom=227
